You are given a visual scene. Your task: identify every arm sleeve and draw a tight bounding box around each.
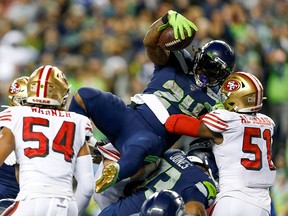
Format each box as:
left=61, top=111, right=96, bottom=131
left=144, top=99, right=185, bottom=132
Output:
left=165, top=114, right=201, bottom=137
left=74, top=155, right=94, bottom=215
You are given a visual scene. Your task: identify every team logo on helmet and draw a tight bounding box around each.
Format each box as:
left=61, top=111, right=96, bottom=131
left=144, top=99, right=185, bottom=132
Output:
left=224, top=80, right=240, bottom=91
left=9, top=82, right=21, bottom=94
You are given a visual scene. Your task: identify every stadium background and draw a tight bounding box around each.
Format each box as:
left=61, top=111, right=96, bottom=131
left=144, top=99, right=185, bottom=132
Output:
left=0, top=0, right=287, bottom=215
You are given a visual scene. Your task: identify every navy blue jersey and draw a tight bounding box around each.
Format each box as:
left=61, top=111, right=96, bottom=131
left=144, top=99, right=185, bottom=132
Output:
left=144, top=50, right=219, bottom=117
left=99, top=149, right=217, bottom=216
left=69, top=50, right=220, bottom=180
left=0, top=164, right=19, bottom=207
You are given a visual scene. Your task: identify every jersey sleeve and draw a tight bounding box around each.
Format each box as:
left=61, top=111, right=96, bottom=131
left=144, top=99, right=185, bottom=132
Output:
left=201, top=110, right=229, bottom=133
left=0, top=108, right=12, bottom=129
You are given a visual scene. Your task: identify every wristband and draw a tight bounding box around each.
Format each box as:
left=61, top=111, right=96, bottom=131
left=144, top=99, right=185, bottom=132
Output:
left=165, top=114, right=201, bottom=137
left=161, top=13, right=169, bottom=24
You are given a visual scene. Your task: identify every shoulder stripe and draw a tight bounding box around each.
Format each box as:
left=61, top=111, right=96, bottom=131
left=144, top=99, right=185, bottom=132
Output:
left=203, top=113, right=228, bottom=131
left=0, top=114, right=12, bottom=121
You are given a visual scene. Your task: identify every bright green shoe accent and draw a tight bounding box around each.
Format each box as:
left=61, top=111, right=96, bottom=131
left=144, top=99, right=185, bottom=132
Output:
left=144, top=155, right=160, bottom=163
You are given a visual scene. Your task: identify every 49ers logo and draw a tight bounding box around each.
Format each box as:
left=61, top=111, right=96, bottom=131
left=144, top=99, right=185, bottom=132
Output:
left=9, top=82, right=21, bottom=94
left=223, top=80, right=240, bottom=91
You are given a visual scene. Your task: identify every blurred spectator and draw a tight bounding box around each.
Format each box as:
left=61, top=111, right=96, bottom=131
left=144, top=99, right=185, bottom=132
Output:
left=266, top=49, right=288, bottom=157
left=271, top=153, right=288, bottom=216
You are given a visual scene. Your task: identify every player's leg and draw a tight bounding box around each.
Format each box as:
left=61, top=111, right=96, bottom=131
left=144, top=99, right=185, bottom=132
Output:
left=95, top=131, right=163, bottom=193
left=69, top=87, right=131, bottom=141
left=1, top=198, right=78, bottom=216
left=211, top=196, right=270, bottom=216
left=93, top=160, right=131, bottom=210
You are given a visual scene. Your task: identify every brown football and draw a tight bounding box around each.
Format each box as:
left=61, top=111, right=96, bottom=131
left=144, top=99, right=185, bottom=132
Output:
left=158, top=26, right=195, bottom=51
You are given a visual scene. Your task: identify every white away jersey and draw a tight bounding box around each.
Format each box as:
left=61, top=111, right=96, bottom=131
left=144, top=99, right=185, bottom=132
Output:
left=202, top=109, right=276, bottom=211
left=0, top=106, right=93, bottom=200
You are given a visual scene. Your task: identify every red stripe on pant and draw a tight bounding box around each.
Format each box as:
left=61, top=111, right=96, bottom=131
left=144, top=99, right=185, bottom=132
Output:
left=1, top=201, right=19, bottom=216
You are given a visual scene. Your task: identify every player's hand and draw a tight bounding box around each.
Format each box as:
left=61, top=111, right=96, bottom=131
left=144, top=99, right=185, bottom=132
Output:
left=205, top=100, right=225, bottom=112
left=158, top=10, right=198, bottom=40
left=212, top=100, right=225, bottom=110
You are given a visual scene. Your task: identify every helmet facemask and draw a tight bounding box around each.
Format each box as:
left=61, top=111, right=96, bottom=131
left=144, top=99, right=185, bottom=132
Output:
left=194, top=52, right=233, bottom=87
left=193, top=40, right=235, bottom=88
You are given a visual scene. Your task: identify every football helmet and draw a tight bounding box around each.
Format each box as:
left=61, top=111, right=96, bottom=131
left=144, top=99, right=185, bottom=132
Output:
left=8, top=76, right=29, bottom=106
left=187, top=138, right=219, bottom=186
left=26, top=65, right=70, bottom=110
left=140, top=189, right=185, bottom=216
left=193, top=40, right=235, bottom=87
left=220, top=71, right=264, bottom=113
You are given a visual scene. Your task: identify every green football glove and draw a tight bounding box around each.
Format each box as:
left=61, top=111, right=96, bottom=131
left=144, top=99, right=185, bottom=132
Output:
left=158, top=10, right=198, bottom=40
left=204, top=100, right=225, bottom=112
left=212, top=100, right=225, bottom=111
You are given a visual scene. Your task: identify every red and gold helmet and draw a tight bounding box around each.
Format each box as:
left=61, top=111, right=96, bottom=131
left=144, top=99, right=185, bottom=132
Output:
left=26, top=65, right=70, bottom=110
left=8, top=76, right=29, bottom=106
left=221, top=72, right=264, bottom=113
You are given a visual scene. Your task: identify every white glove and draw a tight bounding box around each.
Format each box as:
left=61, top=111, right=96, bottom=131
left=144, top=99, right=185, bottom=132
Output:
left=4, top=151, right=17, bottom=166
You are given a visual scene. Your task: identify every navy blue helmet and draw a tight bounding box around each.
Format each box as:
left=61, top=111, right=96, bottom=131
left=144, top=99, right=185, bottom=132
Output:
left=187, top=138, right=219, bottom=185
left=140, top=189, right=185, bottom=216
left=194, top=40, right=235, bottom=87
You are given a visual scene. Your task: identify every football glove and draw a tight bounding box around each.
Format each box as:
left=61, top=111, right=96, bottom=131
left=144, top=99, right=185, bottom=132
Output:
left=158, top=10, right=198, bottom=40
left=204, top=100, right=225, bottom=112
left=212, top=100, right=225, bottom=110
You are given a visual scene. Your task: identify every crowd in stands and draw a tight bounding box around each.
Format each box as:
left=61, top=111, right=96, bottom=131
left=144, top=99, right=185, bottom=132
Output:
left=0, top=0, right=287, bottom=215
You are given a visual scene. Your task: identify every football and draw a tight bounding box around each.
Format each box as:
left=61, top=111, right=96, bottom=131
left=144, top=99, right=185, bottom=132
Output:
left=158, top=26, right=196, bottom=51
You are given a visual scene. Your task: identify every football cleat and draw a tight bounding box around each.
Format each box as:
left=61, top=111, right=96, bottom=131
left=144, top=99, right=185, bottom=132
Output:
left=95, top=162, right=120, bottom=193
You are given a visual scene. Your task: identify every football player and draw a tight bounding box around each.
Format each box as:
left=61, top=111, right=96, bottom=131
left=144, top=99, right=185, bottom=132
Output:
left=98, top=138, right=218, bottom=216
left=140, top=189, right=185, bottom=216
left=0, top=65, right=94, bottom=216
left=0, top=76, right=28, bottom=213
left=68, top=10, right=235, bottom=193
left=165, top=72, right=276, bottom=216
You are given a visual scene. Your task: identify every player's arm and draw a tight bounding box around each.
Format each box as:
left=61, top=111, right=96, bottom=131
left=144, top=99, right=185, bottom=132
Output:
left=144, top=10, right=198, bottom=66
left=74, top=142, right=94, bottom=215
left=185, top=201, right=207, bottom=216
left=164, top=114, right=223, bottom=144
left=0, top=127, right=15, bottom=166
left=69, top=91, right=88, bottom=116
left=143, top=17, right=170, bottom=66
